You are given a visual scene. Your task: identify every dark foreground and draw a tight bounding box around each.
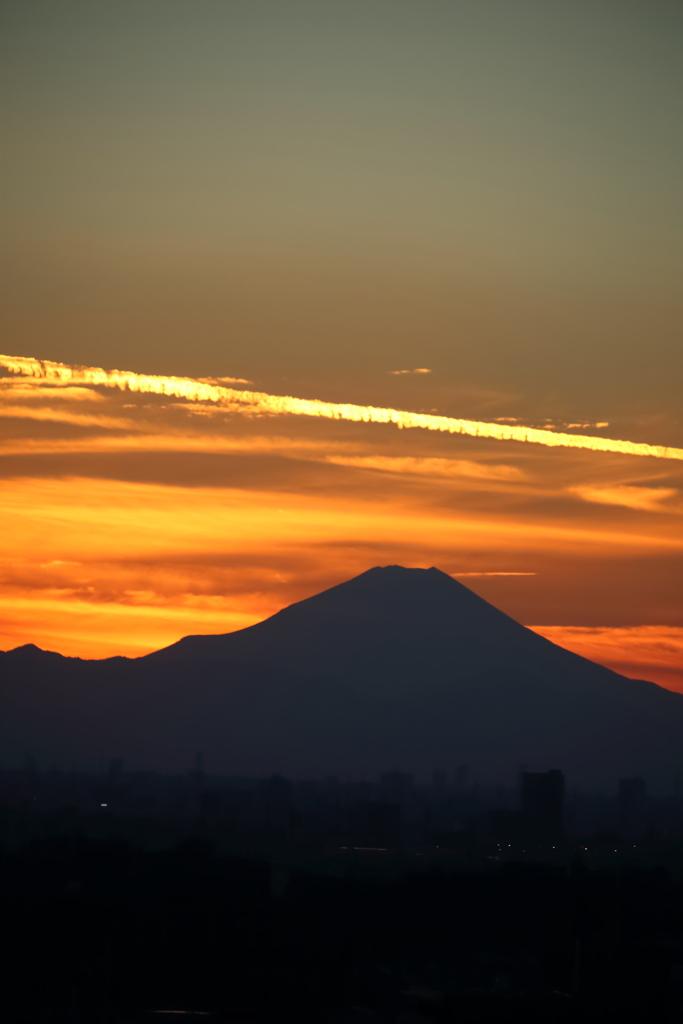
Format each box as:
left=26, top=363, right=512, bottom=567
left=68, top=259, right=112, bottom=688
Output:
left=2, top=836, right=682, bottom=1024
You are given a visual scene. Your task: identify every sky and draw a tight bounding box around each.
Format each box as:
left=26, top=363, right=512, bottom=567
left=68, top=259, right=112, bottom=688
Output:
left=1, top=0, right=682, bottom=691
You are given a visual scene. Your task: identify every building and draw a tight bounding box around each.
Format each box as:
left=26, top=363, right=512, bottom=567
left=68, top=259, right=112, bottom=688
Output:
left=618, top=777, right=647, bottom=835
left=491, top=769, right=565, bottom=847
left=521, top=769, right=565, bottom=844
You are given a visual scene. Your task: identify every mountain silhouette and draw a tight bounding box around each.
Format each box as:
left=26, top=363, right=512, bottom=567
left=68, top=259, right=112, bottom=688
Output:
left=2, top=566, right=682, bottom=787
left=146, top=566, right=558, bottom=694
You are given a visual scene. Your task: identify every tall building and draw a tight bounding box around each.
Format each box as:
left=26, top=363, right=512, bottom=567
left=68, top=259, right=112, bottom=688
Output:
left=432, top=770, right=448, bottom=799
left=521, top=769, right=565, bottom=844
left=618, top=777, right=647, bottom=835
left=380, top=770, right=413, bottom=803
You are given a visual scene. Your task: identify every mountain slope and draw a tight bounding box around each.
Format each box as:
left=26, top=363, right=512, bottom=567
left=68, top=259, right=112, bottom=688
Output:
left=144, top=566, right=602, bottom=697
left=2, top=566, right=682, bottom=787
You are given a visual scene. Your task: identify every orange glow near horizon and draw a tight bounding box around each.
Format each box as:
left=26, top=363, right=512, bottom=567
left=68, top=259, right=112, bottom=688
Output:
left=0, top=471, right=681, bottom=691
left=528, top=626, right=683, bottom=695
left=3, top=595, right=682, bottom=696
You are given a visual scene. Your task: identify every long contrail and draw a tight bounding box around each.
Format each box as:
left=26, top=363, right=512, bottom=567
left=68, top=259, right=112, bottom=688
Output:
left=2, top=353, right=682, bottom=461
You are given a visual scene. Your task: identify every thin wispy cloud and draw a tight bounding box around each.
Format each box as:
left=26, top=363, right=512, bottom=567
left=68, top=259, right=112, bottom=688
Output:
left=569, top=485, right=680, bottom=512
left=3, top=354, right=682, bottom=461
left=0, top=432, right=358, bottom=458
left=202, top=375, right=253, bottom=384
left=0, top=381, right=105, bottom=402
left=325, top=456, right=526, bottom=482
left=453, top=572, right=536, bottom=577
left=0, top=404, right=139, bottom=430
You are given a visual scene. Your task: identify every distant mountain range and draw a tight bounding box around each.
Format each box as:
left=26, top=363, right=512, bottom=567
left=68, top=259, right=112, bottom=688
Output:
left=2, top=566, right=682, bottom=789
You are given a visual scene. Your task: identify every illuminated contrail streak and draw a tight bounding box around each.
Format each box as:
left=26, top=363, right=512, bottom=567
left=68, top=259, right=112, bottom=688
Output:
left=2, top=353, right=682, bottom=461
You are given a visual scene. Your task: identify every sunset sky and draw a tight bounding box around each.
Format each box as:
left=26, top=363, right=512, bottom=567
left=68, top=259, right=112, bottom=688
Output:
left=2, top=1, right=682, bottom=691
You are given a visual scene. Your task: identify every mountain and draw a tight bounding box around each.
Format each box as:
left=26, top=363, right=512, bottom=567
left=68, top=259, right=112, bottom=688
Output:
left=145, top=565, right=564, bottom=694
left=2, top=566, right=682, bottom=788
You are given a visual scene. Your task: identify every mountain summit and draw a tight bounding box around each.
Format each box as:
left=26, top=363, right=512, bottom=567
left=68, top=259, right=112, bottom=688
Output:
left=146, top=566, right=546, bottom=694
left=2, top=566, right=682, bottom=787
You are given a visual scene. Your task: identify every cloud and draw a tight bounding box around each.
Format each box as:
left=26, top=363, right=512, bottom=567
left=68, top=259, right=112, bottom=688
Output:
left=3, top=353, right=681, bottom=462
left=0, top=405, right=140, bottom=430
left=569, top=485, right=680, bottom=512
left=453, top=572, right=536, bottom=576
left=202, top=375, right=253, bottom=384
left=495, top=417, right=611, bottom=431
left=0, top=381, right=105, bottom=402
left=0, top=431, right=362, bottom=459
left=325, top=455, right=526, bottom=482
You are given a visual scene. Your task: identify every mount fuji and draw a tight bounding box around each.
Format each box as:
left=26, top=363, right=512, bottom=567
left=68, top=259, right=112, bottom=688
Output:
left=2, top=566, right=681, bottom=788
